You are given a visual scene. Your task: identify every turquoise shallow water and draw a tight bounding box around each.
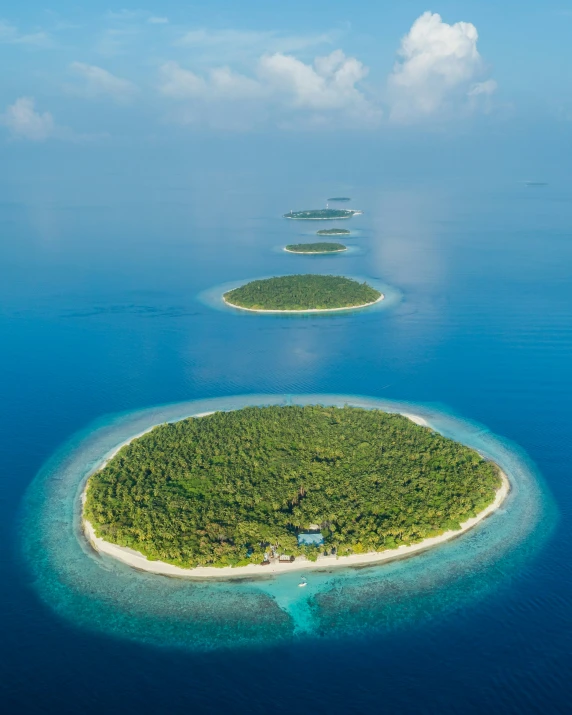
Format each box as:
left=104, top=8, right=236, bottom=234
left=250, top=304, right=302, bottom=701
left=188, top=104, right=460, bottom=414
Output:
left=21, top=393, right=553, bottom=651
left=198, top=275, right=400, bottom=315
left=3, top=175, right=572, bottom=712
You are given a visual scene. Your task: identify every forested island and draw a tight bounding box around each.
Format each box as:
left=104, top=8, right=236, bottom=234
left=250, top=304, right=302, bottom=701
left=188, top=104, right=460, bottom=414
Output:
left=284, top=209, right=361, bottom=220
left=317, top=228, right=351, bottom=236
left=84, top=405, right=502, bottom=570
left=285, top=242, right=347, bottom=254
left=327, top=197, right=351, bottom=201
left=223, top=274, right=381, bottom=311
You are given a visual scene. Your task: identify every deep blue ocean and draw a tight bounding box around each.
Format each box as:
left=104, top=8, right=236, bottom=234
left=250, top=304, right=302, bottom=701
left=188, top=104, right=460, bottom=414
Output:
left=1, top=168, right=571, bottom=714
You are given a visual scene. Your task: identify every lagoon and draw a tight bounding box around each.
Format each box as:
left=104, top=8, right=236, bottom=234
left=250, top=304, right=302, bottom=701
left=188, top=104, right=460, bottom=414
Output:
left=2, top=173, right=570, bottom=713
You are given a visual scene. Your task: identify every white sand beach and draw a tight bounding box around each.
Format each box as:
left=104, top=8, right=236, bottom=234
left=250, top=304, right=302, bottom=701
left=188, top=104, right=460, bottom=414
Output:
left=283, top=247, right=347, bottom=254
left=222, top=293, right=384, bottom=313
left=82, top=409, right=510, bottom=581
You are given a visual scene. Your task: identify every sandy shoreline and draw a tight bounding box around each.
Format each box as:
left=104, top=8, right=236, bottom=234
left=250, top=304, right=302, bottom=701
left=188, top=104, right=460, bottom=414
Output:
left=284, top=210, right=362, bottom=220
left=81, top=409, right=510, bottom=581
left=284, top=247, right=347, bottom=254
left=222, top=293, right=384, bottom=314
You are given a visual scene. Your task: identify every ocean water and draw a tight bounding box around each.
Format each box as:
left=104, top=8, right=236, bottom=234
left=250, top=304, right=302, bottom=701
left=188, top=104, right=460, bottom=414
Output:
left=2, top=174, right=572, bottom=713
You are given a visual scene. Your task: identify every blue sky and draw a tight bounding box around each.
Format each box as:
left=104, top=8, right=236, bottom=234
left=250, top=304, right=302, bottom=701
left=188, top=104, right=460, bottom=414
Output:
left=2, top=1, right=572, bottom=144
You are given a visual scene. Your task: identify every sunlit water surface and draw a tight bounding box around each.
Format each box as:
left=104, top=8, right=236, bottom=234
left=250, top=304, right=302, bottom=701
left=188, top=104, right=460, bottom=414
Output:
left=2, top=174, right=571, bottom=713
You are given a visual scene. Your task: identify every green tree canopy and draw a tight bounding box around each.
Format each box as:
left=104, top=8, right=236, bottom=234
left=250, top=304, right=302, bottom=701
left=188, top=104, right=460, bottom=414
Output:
left=285, top=243, right=346, bottom=253
left=85, top=406, right=501, bottom=569
left=224, top=275, right=380, bottom=310
left=284, top=209, right=358, bottom=219
left=316, top=228, right=351, bottom=236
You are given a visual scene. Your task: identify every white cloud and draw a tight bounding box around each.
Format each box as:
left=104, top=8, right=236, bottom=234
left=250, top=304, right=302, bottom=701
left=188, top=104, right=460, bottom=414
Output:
left=259, top=50, right=370, bottom=112
left=468, top=79, right=498, bottom=97
left=159, top=62, right=207, bottom=98
left=158, top=50, right=379, bottom=128
left=0, top=20, right=52, bottom=48
left=1, top=97, right=55, bottom=140
left=210, top=66, right=264, bottom=100
left=68, top=62, right=138, bottom=102
left=176, top=28, right=336, bottom=63
left=388, top=12, right=496, bottom=121
left=158, top=62, right=264, bottom=104
left=148, top=17, right=169, bottom=25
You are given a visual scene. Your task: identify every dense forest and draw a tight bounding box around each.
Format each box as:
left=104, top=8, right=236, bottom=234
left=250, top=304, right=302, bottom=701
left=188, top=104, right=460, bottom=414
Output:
left=85, top=405, right=501, bottom=569
left=284, top=209, right=357, bottom=220
left=285, top=242, right=346, bottom=253
left=224, top=275, right=381, bottom=310
left=317, top=228, right=351, bottom=236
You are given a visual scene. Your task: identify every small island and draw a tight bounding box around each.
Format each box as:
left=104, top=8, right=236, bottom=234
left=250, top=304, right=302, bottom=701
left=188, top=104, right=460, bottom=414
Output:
left=285, top=242, right=347, bottom=254
left=284, top=209, right=361, bottom=220
left=84, top=405, right=504, bottom=573
left=317, top=228, right=351, bottom=236
left=222, top=275, right=382, bottom=312
left=327, top=197, right=351, bottom=202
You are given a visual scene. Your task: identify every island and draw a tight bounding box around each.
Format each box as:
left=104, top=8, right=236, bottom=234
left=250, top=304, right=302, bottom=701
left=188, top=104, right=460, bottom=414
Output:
left=327, top=197, right=351, bottom=202
left=317, top=228, right=351, bottom=236
left=284, top=209, right=362, bottom=220
left=285, top=242, right=347, bottom=254
left=222, top=275, right=382, bottom=312
left=83, top=405, right=505, bottom=576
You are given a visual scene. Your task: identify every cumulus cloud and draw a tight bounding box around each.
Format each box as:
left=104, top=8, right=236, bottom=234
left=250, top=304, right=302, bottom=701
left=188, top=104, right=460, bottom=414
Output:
left=68, top=62, right=138, bottom=102
left=159, top=61, right=262, bottom=100
left=158, top=50, right=379, bottom=128
left=0, top=97, right=55, bottom=140
left=158, top=62, right=207, bottom=98
left=259, top=50, right=371, bottom=113
left=388, top=12, right=496, bottom=121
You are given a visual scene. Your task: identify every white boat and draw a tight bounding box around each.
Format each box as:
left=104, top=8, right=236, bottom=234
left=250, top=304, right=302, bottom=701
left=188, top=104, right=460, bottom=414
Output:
left=298, top=577, right=307, bottom=588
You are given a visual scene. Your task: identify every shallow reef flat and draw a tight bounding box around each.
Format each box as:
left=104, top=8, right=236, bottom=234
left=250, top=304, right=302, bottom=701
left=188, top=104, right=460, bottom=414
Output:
left=20, top=394, right=552, bottom=651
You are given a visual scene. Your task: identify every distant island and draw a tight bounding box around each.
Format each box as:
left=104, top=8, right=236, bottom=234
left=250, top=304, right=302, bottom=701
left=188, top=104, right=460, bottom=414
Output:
left=222, top=274, right=382, bottom=311
left=284, top=209, right=361, bottom=220
left=317, top=228, right=351, bottom=236
left=327, top=197, right=351, bottom=202
left=84, top=405, right=503, bottom=572
left=285, top=242, right=347, bottom=254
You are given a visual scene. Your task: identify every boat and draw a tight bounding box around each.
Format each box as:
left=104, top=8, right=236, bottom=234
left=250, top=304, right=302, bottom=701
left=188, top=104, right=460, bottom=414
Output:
left=298, top=577, right=307, bottom=588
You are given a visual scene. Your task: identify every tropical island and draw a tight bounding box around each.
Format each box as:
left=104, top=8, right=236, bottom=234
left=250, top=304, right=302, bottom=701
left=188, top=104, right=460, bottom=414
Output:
left=317, top=228, right=351, bottom=236
left=327, top=197, right=351, bottom=202
left=284, top=209, right=361, bottom=220
left=285, top=242, right=347, bottom=254
left=83, top=405, right=504, bottom=575
left=222, top=274, right=381, bottom=312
